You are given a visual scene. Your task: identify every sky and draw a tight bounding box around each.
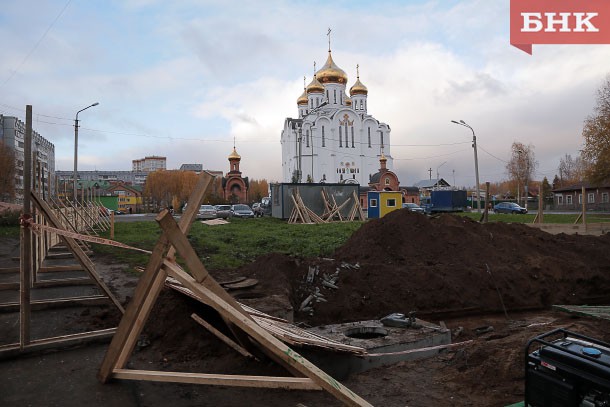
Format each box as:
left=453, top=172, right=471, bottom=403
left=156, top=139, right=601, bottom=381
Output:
left=1, top=0, right=609, bottom=188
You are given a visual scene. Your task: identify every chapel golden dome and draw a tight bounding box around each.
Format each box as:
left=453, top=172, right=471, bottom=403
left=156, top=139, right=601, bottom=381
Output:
left=350, top=77, right=368, bottom=96
left=228, top=147, right=241, bottom=160
left=379, top=152, right=387, bottom=162
left=297, top=88, right=308, bottom=105
left=316, top=51, right=348, bottom=85
left=345, top=96, right=352, bottom=106
left=306, top=75, right=324, bottom=94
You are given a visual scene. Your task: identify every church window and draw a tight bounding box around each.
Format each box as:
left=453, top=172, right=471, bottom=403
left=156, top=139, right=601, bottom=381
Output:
left=380, top=131, right=384, bottom=149
left=385, top=178, right=390, bottom=186
left=322, top=126, right=325, bottom=147
left=367, top=128, right=371, bottom=148
left=306, top=130, right=310, bottom=147
left=310, top=99, right=313, bottom=109
left=351, top=127, right=354, bottom=148
left=345, top=123, right=349, bottom=147
left=360, top=100, right=363, bottom=110
left=339, top=126, right=343, bottom=147
left=316, top=97, right=319, bottom=107
left=326, top=90, right=329, bottom=100
left=365, top=101, right=367, bottom=110
left=333, top=89, right=337, bottom=103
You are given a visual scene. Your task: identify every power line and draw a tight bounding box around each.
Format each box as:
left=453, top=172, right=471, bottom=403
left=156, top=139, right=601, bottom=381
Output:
left=0, top=0, right=73, bottom=89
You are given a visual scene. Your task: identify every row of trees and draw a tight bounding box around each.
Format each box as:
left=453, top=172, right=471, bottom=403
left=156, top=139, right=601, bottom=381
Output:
left=497, top=75, right=610, bottom=199
left=0, top=141, right=16, bottom=202
left=142, top=170, right=271, bottom=211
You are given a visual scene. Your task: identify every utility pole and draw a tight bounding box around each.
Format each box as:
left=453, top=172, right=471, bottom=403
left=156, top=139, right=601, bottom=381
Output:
left=428, top=168, right=432, bottom=180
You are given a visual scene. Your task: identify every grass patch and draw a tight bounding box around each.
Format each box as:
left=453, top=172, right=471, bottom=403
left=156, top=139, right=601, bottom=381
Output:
left=0, top=225, right=20, bottom=238
left=93, top=217, right=363, bottom=271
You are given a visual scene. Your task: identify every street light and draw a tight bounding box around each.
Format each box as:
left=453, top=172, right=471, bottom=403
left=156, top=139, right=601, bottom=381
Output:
left=451, top=120, right=481, bottom=213
left=436, top=161, right=447, bottom=188
left=74, top=102, right=99, bottom=201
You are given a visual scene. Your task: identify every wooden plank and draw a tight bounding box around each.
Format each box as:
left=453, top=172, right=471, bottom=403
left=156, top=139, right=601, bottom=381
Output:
left=191, top=313, right=254, bottom=359
left=0, top=328, right=116, bottom=361
left=39, top=265, right=84, bottom=273
left=0, top=295, right=109, bottom=313
left=30, top=191, right=124, bottom=314
left=112, top=369, right=321, bottom=390
left=33, top=277, right=93, bottom=288
left=99, top=171, right=215, bottom=383
left=98, top=234, right=171, bottom=382
left=164, top=262, right=373, bottom=407
left=0, top=267, right=20, bottom=274
left=552, top=305, right=610, bottom=321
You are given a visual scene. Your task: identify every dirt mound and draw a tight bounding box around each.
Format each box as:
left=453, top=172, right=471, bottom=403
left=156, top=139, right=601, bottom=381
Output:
left=234, top=211, right=610, bottom=326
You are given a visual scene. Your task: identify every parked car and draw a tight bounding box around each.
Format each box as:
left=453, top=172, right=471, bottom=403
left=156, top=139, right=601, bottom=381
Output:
left=231, top=204, right=255, bottom=218
left=197, top=204, right=217, bottom=219
left=494, top=202, right=528, bottom=214
left=402, top=203, right=425, bottom=214
left=215, top=205, right=232, bottom=219
left=252, top=203, right=265, bottom=217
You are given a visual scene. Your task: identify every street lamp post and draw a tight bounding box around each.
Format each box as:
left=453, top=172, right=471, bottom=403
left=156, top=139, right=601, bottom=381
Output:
left=436, top=161, right=447, bottom=189
left=451, top=120, right=481, bottom=213
left=74, top=102, right=99, bottom=201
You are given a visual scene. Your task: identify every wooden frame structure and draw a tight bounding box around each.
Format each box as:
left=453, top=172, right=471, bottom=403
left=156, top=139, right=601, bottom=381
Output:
left=98, top=172, right=372, bottom=406
left=0, top=105, right=122, bottom=358
left=288, top=188, right=365, bottom=224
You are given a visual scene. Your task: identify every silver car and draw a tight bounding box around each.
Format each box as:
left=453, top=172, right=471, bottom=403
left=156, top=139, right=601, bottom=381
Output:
left=197, top=204, right=217, bottom=219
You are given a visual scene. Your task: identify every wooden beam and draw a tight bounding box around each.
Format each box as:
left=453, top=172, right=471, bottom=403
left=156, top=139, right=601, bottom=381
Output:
left=33, top=277, right=93, bottom=288
left=39, top=265, right=83, bottom=273
left=30, top=191, right=124, bottom=314
left=112, top=369, right=321, bottom=390
left=0, top=295, right=109, bottom=313
left=191, top=313, right=254, bottom=359
left=98, top=234, right=171, bottom=382
left=163, top=262, right=373, bottom=407
left=0, top=267, right=20, bottom=274
left=0, top=328, right=116, bottom=360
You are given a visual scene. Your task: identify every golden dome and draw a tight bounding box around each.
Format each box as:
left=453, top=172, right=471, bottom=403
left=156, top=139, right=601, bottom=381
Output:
left=345, top=96, right=352, bottom=106
left=297, top=88, right=308, bottom=105
left=379, top=152, right=387, bottom=162
left=306, top=75, right=324, bottom=94
left=228, top=147, right=241, bottom=160
left=316, top=51, right=348, bottom=85
left=350, top=77, right=368, bottom=96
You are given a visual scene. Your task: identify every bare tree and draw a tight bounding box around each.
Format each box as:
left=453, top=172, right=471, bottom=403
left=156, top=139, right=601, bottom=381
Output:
left=582, top=75, right=610, bottom=184
left=506, top=142, right=538, bottom=207
left=558, top=153, right=589, bottom=186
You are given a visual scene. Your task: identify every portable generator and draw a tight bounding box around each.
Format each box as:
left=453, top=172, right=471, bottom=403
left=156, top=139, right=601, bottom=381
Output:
left=525, top=328, right=610, bottom=407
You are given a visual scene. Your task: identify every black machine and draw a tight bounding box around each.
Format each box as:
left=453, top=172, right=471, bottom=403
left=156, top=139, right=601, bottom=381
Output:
left=525, top=328, right=610, bottom=407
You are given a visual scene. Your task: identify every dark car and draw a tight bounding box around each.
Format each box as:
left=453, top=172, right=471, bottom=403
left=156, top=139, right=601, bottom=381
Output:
left=402, top=203, right=425, bottom=214
left=494, top=202, right=528, bottom=214
left=231, top=204, right=254, bottom=218
left=215, top=205, right=232, bottom=219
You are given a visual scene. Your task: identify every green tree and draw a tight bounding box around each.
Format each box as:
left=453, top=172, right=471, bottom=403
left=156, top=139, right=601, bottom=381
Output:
left=541, top=177, right=552, bottom=199
left=582, top=76, right=610, bottom=184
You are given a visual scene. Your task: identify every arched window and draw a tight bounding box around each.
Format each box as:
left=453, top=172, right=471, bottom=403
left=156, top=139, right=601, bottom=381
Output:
left=339, top=126, right=343, bottom=147
left=360, top=100, right=363, bottom=109
left=333, top=89, right=337, bottom=103
left=351, top=127, right=354, bottom=148
left=380, top=131, right=384, bottom=149
left=306, top=130, right=310, bottom=147
left=367, top=128, right=371, bottom=148
left=322, top=126, right=325, bottom=147
left=344, top=123, right=348, bottom=147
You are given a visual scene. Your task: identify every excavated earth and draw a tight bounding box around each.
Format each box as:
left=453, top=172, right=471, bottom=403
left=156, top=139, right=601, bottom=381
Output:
left=3, top=210, right=610, bottom=406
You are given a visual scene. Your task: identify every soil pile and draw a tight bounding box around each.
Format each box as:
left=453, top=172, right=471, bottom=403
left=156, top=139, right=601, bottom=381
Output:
left=236, top=211, right=610, bottom=325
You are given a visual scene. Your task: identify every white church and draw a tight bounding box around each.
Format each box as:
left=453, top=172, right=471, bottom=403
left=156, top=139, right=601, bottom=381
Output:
left=280, top=46, right=393, bottom=185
